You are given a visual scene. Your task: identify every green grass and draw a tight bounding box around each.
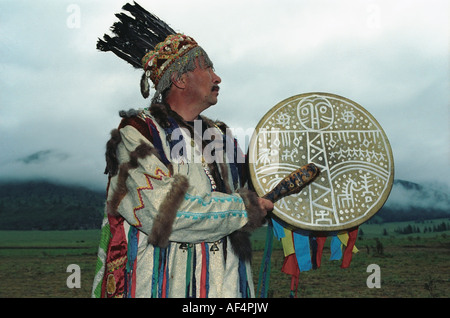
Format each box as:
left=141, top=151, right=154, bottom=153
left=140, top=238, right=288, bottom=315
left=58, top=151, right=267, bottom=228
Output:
left=1, top=220, right=449, bottom=298
left=0, top=230, right=100, bottom=256
left=251, top=221, right=450, bottom=298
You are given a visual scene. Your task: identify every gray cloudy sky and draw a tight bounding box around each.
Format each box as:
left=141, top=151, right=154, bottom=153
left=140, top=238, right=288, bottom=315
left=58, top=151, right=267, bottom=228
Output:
left=0, top=0, right=448, bottom=192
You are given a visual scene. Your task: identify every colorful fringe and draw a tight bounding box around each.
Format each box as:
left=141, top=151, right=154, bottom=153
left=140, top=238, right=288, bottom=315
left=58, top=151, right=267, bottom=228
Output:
left=258, top=218, right=359, bottom=298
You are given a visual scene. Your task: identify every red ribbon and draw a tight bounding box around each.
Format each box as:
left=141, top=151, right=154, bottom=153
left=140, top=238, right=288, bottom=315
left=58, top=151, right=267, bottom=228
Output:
left=341, top=227, right=358, bottom=268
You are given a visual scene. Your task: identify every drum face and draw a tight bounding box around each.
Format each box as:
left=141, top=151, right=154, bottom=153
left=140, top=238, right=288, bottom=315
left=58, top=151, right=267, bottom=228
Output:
left=248, top=92, right=394, bottom=231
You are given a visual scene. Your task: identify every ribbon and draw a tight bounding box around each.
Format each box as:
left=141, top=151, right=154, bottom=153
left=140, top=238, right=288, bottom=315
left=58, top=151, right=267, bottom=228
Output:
left=185, top=245, right=192, bottom=298
left=200, top=242, right=209, bottom=298
left=257, top=222, right=274, bottom=298
left=151, top=247, right=160, bottom=298
left=161, top=245, right=170, bottom=298
left=293, top=232, right=312, bottom=272
left=271, top=218, right=286, bottom=240
left=341, top=227, right=359, bottom=268
left=330, top=235, right=343, bottom=261
left=315, top=236, right=327, bottom=268
left=126, top=225, right=139, bottom=298
left=238, top=258, right=250, bottom=298
left=281, top=254, right=300, bottom=298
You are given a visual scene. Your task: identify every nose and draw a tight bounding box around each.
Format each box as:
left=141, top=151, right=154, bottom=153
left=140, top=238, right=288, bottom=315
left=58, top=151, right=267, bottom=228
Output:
left=212, top=70, right=221, bottom=84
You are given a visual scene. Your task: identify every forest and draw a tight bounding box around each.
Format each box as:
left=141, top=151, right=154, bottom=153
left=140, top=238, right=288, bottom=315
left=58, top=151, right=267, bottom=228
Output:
left=0, top=179, right=449, bottom=230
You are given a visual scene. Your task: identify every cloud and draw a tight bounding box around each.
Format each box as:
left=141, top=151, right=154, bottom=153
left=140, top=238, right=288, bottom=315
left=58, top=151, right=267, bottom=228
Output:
left=0, top=0, right=448, bottom=193
left=17, top=150, right=69, bottom=164
left=386, top=181, right=450, bottom=211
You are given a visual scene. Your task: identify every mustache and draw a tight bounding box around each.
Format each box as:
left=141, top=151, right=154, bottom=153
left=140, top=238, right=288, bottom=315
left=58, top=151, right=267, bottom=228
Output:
left=211, top=85, right=220, bottom=92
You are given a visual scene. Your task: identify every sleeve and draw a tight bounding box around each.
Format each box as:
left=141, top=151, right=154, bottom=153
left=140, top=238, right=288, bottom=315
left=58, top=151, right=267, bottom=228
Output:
left=107, top=125, right=260, bottom=246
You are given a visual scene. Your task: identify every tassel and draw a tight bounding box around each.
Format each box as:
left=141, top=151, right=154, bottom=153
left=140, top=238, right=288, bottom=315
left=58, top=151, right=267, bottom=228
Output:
left=140, top=71, right=150, bottom=98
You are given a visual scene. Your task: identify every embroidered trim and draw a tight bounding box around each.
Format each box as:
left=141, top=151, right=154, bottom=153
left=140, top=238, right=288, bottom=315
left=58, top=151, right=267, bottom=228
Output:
left=132, top=169, right=168, bottom=227
left=106, top=255, right=127, bottom=273
left=176, top=210, right=247, bottom=220
left=184, top=193, right=243, bottom=206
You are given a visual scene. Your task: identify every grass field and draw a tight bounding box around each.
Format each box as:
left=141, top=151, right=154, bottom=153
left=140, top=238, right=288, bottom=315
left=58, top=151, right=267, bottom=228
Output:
left=0, top=220, right=449, bottom=298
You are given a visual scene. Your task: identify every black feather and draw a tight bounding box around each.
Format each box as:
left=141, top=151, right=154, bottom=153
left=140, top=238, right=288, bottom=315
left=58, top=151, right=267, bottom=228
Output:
left=97, top=1, right=176, bottom=69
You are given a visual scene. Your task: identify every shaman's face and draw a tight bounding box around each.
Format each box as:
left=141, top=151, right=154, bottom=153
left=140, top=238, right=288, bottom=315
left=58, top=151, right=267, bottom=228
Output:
left=184, top=56, right=222, bottom=110
left=298, top=97, right=334, bottom=130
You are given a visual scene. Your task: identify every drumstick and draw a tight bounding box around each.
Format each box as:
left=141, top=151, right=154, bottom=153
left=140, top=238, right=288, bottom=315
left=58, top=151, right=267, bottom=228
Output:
left=262, top=163, right=320, bottom=203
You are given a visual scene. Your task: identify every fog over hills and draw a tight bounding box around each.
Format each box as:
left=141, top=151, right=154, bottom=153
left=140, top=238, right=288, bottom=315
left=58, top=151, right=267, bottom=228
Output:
left=0, top=178, right=448, bottom=231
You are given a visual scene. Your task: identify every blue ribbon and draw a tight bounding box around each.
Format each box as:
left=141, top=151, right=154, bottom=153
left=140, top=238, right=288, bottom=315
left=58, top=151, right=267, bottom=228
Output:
left=293, top=232, right=312, bottom=272
left=271, top=218, right=286, bottom=240
left=330, top=235, right=343, bottom=260
left=125, top=226, right=139, bottom=297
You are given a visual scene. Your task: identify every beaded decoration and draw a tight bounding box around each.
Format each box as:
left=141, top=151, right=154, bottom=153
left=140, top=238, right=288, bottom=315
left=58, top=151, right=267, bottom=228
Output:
left=141, top=34, right=199, bottom=87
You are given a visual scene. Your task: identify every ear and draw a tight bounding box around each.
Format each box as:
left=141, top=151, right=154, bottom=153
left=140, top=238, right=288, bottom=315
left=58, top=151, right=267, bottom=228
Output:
left=171, top=73, right=186, bottom=89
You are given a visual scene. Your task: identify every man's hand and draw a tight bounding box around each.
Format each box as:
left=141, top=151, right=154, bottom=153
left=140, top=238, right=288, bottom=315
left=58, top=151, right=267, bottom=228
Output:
left=257, top=198, right=274, bottom=218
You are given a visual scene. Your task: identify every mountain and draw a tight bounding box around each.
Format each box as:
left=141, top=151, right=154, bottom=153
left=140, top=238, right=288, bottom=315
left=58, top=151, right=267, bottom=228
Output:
left=0, top=179, right=448, bottom=230
left=0, top=181, right=105, bottom=230
left=370, top=180, right=450, bottom=223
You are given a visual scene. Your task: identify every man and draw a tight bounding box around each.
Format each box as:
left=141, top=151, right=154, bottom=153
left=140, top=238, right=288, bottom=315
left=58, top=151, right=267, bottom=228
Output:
left=92, top=3, right=273, bottom=298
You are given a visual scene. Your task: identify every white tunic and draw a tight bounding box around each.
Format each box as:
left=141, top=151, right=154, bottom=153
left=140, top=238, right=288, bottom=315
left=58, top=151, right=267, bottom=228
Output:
left=92, top=109, right=255, bottom=298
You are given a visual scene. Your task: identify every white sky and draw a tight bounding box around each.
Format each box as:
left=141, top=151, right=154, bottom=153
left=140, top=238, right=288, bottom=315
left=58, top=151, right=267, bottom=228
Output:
left=0, top=0, right=448, bottom=192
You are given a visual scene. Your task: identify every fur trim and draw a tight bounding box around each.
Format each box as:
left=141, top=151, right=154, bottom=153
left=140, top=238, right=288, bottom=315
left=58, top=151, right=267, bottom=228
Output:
left=237, top=188, right=266, bottom=232
left=148, top=174, right=189, bottom=248
left=119, top=108, right=141, bottom=118
left=229, top=231, right=252, bottom=262
left=228, top=188, right=266, bottom=262
left=106, top=142, right=157, bottom=216
left=149, top=103, right=174, bottom=128
left=105, top=129, right=122, bottom=176
left=217, top=162, right=232, bottom=194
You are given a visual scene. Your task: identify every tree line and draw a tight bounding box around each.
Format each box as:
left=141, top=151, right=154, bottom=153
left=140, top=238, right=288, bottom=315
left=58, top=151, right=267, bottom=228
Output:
left=394, top=221, right=450, bottom=235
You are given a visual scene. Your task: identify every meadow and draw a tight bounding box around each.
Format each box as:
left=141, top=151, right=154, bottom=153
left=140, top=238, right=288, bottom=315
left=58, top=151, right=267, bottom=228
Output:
left=0, top=219, right=449, bottom=298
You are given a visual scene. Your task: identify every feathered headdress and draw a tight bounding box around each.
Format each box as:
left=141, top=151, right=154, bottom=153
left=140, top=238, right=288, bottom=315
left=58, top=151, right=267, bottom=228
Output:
left=97, top=1, right=213, bottom=101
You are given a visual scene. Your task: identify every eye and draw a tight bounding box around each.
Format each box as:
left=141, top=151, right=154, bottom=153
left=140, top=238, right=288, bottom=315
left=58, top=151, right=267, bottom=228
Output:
left=319, top=105, right=328, bottom=113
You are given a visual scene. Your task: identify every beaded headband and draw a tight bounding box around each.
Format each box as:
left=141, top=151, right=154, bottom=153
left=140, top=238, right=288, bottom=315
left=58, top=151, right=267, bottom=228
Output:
left=141, top=34, right=198, bottom=86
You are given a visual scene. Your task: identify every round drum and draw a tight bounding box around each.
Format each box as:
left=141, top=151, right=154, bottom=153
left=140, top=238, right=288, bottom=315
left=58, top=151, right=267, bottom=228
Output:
left=248, top=92, right=394, bottom=231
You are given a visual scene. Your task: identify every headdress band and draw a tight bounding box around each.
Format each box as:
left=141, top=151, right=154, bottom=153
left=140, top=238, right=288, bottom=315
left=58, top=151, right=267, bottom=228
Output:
left=141, top=34, right=199, bottom=88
